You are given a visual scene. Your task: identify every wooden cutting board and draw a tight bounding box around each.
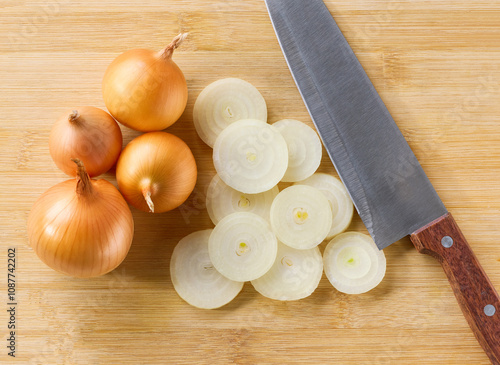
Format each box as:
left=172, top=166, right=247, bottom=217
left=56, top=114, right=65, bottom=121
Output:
left=1, top=0, right=500, bottom=364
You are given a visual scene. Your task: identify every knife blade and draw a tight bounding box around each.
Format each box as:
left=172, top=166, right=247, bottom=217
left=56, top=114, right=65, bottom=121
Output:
left=265, top=0, right=500, bottom=363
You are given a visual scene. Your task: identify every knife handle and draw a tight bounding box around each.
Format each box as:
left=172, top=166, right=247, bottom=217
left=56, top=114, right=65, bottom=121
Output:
left=411, top=213, right=500, bottom=365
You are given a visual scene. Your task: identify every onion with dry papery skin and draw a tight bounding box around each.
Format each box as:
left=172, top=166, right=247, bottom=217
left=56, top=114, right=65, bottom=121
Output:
left=27, top=159, right=134, bottom=278
left=49, top=106, right=122, bottom=177
left=116, top=131, right=197, bottom=213
left=102, top=34, right=189, bottom=132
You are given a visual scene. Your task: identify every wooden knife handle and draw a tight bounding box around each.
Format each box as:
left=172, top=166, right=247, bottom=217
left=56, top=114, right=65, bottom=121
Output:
left=411, top=213, right=500, bottom=364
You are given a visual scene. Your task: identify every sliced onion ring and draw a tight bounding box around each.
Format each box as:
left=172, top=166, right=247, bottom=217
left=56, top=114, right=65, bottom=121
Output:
left=273, top=119, right=322, bottom=182
left=213, top=119, right=288, bottom=194
left=206, top=174, right=279, bottom=225
left=170, top=229, right=244, bottom=309
left=193, top=78, right=267, bottom=147
left=251, top=242, right=323, bottom=301
left=323, top=232, right=386, bottom=295
left=296, top=173, right=353, bottom=239
left=270, top=185, right=332, bottom=249
left=208, top=212, right=278, bottom=282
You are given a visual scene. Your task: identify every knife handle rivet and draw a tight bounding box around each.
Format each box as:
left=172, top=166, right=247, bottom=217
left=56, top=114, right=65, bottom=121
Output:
left=484, top=304, right=496, bottom=317
left=441, top=236, right=454, bottom=248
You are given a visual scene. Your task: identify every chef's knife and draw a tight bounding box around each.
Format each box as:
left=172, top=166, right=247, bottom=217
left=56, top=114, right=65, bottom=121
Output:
left=264, top=0, right=500, bottom=362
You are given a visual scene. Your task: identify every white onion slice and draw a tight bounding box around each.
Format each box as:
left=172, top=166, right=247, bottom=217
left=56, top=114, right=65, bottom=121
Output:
left=170, top=230, right=244, bottom=309
left=270, top=185, right=332, bottom=249
left=193, top=78, right=267, bottom=147
left=323, top=232, right=386, bottom=295
left=273, top=119, right=322, bottom=182
left=296, top=173, right=354, bottom=239
left=213, top=119, right=288, bottom=194
left=251, top=242, right=323, bottom=301
left=206, top=174, right=279, bottom=225
left=208, top=212, right=278, bottom=282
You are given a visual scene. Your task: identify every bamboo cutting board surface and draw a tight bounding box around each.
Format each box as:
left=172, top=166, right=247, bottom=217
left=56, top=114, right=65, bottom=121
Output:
left=1, top=0, right=500, bottom=364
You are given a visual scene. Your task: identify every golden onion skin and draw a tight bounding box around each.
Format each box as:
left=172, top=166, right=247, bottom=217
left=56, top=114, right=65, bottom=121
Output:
left=102, top=35, right=188, bottom=132
left=116, top=131, right=197, bottom=213
left=49, top=106, right=122, bottom=177
left=27, top=162, right=134, bottom=278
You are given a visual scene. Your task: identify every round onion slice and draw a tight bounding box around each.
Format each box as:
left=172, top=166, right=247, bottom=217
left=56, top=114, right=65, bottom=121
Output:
left=251, top=242, right=323, bottom=301
left=170, top=230, right=244, bottom=309
left=270, top=185, right=332, bottom=249
left=206, top=174, right=279, bottom=225
left=273, top=119, right=322, bottom=182
left=208, top=212, right=278, bottom=282
left=323, top=232, right=386, bottom=294
left=193, top=78, right=267, bottom=147
left=213, top=119, right=288, bottom=194
left=296, top=173, right=354, bottom=239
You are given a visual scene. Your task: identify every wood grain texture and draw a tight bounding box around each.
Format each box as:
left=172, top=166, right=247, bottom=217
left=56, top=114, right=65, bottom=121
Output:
left=1, top=0, right=500, bottom=364
left=411, top=213, right=500, bottom=364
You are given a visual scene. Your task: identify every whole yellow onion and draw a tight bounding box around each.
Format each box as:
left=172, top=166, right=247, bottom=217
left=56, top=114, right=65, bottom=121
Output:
left=116, top=132, right=197, bottom=213
left=27, top=159, right=134, bottom=278
left=102, top=33, right=188, bottom=132
left=49, top=106, right=122, bottom=177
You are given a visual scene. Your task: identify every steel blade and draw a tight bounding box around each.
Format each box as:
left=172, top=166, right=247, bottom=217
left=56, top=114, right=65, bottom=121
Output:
left=265, top=0, right=447, bottom=249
